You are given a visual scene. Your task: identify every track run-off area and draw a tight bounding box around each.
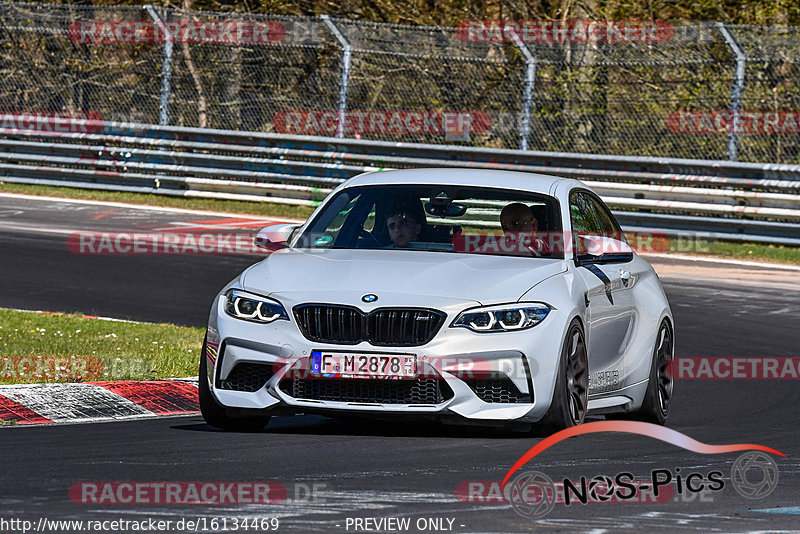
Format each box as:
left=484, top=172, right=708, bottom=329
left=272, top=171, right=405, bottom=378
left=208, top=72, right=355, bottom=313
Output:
left=0, top=194, right=798, bottom=533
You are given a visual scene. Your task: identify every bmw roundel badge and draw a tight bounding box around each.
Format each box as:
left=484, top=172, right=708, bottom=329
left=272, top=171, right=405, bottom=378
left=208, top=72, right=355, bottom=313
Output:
left=362, top=294, right=378, bottom=303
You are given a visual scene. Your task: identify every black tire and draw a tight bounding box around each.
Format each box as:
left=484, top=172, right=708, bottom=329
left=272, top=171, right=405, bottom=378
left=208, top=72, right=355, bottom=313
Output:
left=199, top=340, right=271, bottom=432
left=537, top=319, right=588, bottom=434
left=607, top=319, right=673, bottom=425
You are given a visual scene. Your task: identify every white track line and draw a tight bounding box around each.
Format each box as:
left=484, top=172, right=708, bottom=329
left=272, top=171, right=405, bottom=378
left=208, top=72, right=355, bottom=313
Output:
left=4, top=193, right=799, bottom=270
left=0, top=192, right=305, bottom=222
left=640, top=252, right=800, bottom=272
left=6, top=307, right=151, bottom=324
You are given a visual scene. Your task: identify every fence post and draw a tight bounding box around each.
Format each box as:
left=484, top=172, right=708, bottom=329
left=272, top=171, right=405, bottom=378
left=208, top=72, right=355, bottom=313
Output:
left=511, top=32, right=536, bottom=151
left=145, top=5, right=174, bottom=126
left=716, top=22, right=746, bottom=162
left=321, top=15, right=351, bottom=138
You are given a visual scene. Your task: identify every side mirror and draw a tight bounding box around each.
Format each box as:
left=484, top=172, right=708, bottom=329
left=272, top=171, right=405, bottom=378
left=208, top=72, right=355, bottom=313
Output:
left=254, top=224, right=301, bottom=251
left=576, top=235, right=633, bottom=264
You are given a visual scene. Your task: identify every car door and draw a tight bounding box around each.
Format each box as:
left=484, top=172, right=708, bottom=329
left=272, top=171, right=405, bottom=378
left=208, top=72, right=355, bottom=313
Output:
left=570, top=190, right=637, bottom=395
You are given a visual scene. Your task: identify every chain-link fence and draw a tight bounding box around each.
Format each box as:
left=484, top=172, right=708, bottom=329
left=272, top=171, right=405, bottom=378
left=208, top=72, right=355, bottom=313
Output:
left=2, top=2, right=800, bottom=163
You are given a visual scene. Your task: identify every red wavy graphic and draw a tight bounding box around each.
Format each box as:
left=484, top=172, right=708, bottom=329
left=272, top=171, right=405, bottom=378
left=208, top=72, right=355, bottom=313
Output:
left=502, top=421, right=786, bottom=486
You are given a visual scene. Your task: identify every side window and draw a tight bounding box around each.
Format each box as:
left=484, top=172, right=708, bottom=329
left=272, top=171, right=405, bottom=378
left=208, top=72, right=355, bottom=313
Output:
left=570, top=192, right=622, bottom=237
left=306, top=192, right=362, bottom=247
left=570, top=191, right=632, bottom=263
left=587, top=195, right=627, bottom=242
left=569, top=192, right=598, bottom=235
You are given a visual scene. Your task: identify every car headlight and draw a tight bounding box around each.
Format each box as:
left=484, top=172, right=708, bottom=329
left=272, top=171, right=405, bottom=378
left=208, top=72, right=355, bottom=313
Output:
left=452, top=303, right=550, bottom=333
left=224, top=289, right=288, bottom=324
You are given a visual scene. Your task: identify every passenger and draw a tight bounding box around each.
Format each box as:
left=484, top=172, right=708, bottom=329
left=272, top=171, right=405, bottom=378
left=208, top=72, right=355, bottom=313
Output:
left=386, top=208, right=424, bottom=248
left=500, top=202, right=549, bottom=255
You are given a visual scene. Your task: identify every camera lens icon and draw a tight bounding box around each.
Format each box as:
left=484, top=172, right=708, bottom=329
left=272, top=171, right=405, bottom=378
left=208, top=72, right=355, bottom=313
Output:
left=505, top=471, right=557, bottom=519
left=731, top=451, right=779, bottom=499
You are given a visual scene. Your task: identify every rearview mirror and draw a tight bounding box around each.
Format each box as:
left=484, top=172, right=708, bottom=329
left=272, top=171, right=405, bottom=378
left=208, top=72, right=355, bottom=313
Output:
left=253, top=224, right=301, bottom=251
left=424, top=201, right=467, bottom=218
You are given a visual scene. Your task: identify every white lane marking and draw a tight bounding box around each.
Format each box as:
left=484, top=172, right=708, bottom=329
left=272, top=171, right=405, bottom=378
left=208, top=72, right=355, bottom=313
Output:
left=0, top=383, right=151, bottom=422
left=752, top=506, right=800, bottom=515
left=0, top=218, right=268, bottom=236
left=4, top=192, right=798, bottom=270
left=0, top=412, right=199, bottom=429
left=0, top=192, right=305, bottom=222
left=641, top=252, right=800, bottom=272
left=146, top=219, right=274, bottom=232
left=0, top=222, right=79, bottom=236
left=5, top=307, right=150, bottom=324
left=168, top=377, right=198, bottom=384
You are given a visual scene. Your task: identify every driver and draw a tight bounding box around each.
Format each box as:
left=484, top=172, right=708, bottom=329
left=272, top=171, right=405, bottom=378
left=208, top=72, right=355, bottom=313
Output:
left=386, top=208, right=424, bottom=248
left=499, top=202, right=549, bottom=255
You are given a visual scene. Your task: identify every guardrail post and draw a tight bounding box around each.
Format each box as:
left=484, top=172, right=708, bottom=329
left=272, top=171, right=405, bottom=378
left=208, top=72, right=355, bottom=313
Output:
left=511, top=31, right=536, bottom=151
left=716, top=22, right=746, bottom=162
left=145, top=5, right=174, bottom=126
left=321, top=15, right=351, bottom=138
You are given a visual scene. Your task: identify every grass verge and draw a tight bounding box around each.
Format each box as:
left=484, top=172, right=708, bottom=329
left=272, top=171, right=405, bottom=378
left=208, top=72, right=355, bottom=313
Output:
left=0, top=309, right=204, bottom=385
left=625, top=232, right=800, bottom=265
left=2, top=182, right=799, bottom=265
left=699, top=241, right=800, bottom=265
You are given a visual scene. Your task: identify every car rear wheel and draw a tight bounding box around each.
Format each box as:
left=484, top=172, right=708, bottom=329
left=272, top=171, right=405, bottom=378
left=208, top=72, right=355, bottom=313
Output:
left=199, top=339, right=271, bottom=432
left=607, top=319, right=673, bottom=425
left=537, top=319, right=588, bottom=434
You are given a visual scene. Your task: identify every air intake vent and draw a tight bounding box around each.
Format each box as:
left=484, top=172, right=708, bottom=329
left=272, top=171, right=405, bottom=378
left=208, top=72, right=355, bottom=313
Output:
left=279, top=377, right=453, bottom=405
left=220, top=362, right=274, bottom=392
left=462, top=373, right=532, bottom=403
left=293, top=305, right=445, bottom=347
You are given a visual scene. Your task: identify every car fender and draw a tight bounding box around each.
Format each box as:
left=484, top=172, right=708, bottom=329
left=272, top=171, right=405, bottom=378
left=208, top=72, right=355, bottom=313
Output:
left=517, top=264, right=587, bottom=417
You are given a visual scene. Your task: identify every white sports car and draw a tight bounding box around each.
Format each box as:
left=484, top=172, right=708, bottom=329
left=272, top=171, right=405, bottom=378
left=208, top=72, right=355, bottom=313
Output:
left=199, top=168, right=674, bottom=432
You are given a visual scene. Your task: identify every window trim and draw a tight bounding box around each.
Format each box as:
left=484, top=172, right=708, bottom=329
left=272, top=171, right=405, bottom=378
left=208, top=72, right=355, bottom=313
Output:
left=298, top=183, right=565, bottom=259
left=568, top=188, right=632, bottom=266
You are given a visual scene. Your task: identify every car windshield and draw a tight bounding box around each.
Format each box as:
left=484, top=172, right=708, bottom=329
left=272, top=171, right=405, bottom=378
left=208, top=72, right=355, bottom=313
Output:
left=296, top=184, right=564, bottom=259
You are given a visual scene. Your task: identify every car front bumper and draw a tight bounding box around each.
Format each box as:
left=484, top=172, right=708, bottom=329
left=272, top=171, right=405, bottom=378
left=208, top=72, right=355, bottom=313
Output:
left=205, top=293, right=570, bottom=423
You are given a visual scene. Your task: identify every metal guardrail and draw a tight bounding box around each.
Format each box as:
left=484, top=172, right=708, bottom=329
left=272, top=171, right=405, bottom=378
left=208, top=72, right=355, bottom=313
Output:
left=6, top=3, right=800, bottom=163
left=1, top=119, right=799, bottom=245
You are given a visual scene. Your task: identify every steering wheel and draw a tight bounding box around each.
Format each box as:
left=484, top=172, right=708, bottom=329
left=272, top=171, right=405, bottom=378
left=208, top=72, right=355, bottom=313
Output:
left=357, top=228, right=382, bottom=248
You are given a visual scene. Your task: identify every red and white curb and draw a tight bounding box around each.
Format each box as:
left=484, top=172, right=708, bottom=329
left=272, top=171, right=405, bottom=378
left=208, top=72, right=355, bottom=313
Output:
left=0, top=379, right=199, bottom=426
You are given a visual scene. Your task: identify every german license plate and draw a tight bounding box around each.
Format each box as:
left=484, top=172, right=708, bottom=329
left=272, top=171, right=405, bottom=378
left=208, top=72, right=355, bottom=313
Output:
left=310, top=351, right=416, bottom=379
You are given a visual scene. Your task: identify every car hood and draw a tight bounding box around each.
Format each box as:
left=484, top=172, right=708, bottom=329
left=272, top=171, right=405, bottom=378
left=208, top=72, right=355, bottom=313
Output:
left=242, top=248, right=567, bottom=308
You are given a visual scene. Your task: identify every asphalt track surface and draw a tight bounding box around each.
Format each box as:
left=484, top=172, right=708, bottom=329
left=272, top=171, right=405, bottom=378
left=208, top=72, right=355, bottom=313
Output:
left=1, top=196, right=799, bottom=533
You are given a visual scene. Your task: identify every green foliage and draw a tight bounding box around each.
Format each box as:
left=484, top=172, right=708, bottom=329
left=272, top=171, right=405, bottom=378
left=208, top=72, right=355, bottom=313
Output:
left=0, top=309, right=205, bottom=384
